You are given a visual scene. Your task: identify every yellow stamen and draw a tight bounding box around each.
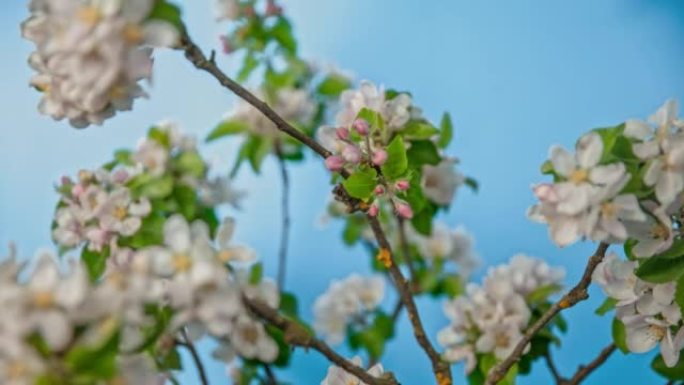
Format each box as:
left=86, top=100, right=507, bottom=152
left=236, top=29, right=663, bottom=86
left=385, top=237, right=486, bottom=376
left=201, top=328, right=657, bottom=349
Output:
left=122, top=24, right=143, bottom=44
left=218, top=250, right=232, bottom=262
left=77, top=6, right=101, bottom=25
left=569, top=169, right=589, bottom=184
left=651, top=223, right=670, bottom=240
left=601, top=202, right=617, bottom=218
left=113, top=206, right=127, bottom=220
left=172, top=254, right=193, bottom=272
left=33, top=291, right=54, bottom=308
left=7, top=362, right=27, bottom=379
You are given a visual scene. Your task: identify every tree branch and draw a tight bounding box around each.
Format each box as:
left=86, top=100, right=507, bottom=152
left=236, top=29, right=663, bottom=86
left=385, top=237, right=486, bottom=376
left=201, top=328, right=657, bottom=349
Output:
left=274, top=142, right=291, bottom=291
left=544, top=351, right=563, bottom=384
left=563, top=343, right=616, bottom=385
left=484, top=242, right=610, bottom=385
left=367, top=216, right=453, bottom=385
left=243, top=296, right=399, bottom=385
left=177, top=329, right=210, bottom=385
left=178, top=31, right=332, bottom=160
left=397, top=218, right=418, bottom=285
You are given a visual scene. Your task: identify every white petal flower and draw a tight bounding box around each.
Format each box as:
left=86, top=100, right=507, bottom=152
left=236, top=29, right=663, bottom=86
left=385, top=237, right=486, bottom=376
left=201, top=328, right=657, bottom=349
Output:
left=421, top=159, right=465, bottom=206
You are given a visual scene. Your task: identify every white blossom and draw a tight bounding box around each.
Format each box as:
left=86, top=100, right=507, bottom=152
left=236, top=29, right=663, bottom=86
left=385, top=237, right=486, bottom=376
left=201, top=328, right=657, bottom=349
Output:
left=412, top=223, right=479, bottom=278
left=421, top=159, right=465, bottom=206
left=336, top=80, right=414, bottom=130
left=320, top=356, right=384, bottom=385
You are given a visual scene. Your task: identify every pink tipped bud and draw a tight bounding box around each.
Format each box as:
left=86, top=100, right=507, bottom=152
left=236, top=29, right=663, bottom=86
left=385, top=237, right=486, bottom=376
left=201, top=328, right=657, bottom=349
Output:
left=113, top=169, right=129, bottom=184
left=374, top=185, right=385, bottom=196
left=336, top=127, right=350, bottom=141
left=395, top=180, right=410, bottom=191
left=71, top=184, right=86, bottom=198
left=353, top=119, right=370, bottom=136
left=368, top=203, right=379, bottom=217
left=265, top=0, right=282, bottom=16
left=220, top=35, right=233, bottom=54
left=532, top=183, right=558, bottom=203
left=395, top=202, right=414, bottom=219
left=325, top=155, right=345, bottom=172
left=342, top=145, right=362, bottom=164
left=60, top=176, right=73, bottom=186
left=372, top=149, right=388, bottom=166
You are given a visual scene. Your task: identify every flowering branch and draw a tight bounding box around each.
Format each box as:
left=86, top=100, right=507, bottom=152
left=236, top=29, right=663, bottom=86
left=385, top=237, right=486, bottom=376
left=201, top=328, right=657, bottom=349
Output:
left=242, top=296, right=399, bottom=385
left=274, top=141, right=291, bottom=290
left=484, top=242, right=610, bottom=385
left=177, top=330, right=210, bottom=385
left=367, top=215, right=453, bottom=385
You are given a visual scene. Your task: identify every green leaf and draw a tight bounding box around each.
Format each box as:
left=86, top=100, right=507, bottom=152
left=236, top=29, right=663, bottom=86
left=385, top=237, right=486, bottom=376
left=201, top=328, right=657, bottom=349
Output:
left=140, top=175, right=174, bottom=199
left=526, top=284, right=562, bottom=304
left=612, top=318, right=629, bottom=353
left=652, top=352, right=684, bottom=380
left=437, top=112, right=453, bottom=149
left=148, top=0, right=184, bottom=32
left=159, top=348, right=183, bottom=371
left=652, top=239, right=684, bottom=260
left=381, top=136, right=408, bottom=179
left=342, top=168, right=378, bottom=200
left=439, top=274, right=464, bottom=298
left=635, top=254, right=684, bottom=283
left=406, top=140, right=441, bottom=168
left=356, top=108, right=384, bottom=132
left=206, top=120, right=250, bottom=142
left=270, top=17, right=297, bottom=55
left=173, top=184, right=198, bottom=220
left=464, top=177, right=479, bottom=192
left=240, top=135, right=272, bottom=173
left=316, top=74, right=350, bottom=97
left=676, top=274, right=684, bottom=319
left=595, top=297, right=617, bottom=316
left=279, top=292, right=299, bottom=317
left=411, top=203, right=436, bottom=236
left=175, top=151, right=206, bottom=178
left=81, top=247, right=108, bottom=282
left=403, top=121, right=439, bottom=140
left=65, top=330, right=120, bottom=380
left=238, top=52, right=260, bottom=82
left=249, top=263, right=263, bottom=284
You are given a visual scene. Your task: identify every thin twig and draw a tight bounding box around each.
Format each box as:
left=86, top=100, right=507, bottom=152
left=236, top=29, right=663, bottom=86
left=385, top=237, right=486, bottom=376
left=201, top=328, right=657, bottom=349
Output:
left=274, top=142, right=291, bottom=291
left=243, top=296, right=398, bottom=385
left=564, top=343, right=616, bottom=385
left=367, top=216, right=452, bottom=385
left=179, top=31, right=332, bottom=160
left=263, top=364, right=278, bottom=385
left=177, top=330, right=210, bottom=385
left=484, top=242, right=610, bottom=385
left=544, top=351, right=563, bottom=384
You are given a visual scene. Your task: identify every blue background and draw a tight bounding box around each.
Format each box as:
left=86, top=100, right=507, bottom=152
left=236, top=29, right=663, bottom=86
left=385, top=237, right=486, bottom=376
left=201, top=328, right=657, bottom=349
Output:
left=2, top=1, right=684, bottom=384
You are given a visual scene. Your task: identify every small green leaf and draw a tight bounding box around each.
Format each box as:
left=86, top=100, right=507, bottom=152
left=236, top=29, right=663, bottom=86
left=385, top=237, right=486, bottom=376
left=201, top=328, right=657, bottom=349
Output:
left=279, top=292, right=299, bottom=317
left=342, top=168, right=378, bottom=200
left=381, top=136, right=408, bottom=179
left=140, top=175, right=174, bottom=199
left=437, top=112, right=453, bottom=149
left=317, top=74, right=351, bottom=97
left=356, top=108, right=384, bottom=132
left=207, top=120, right=250, bottom=142
left=175, top=151, right=206, bottom=178
left=81, top=247, right=108, bottom=282
left=249, top=263, right=263, bottom=284
left=635, top=254, right=684, bottom=283
left=406, top=140, right=441, bottom=168
left=652, top=352, right=684, bottom=380
left=403, top=121, right=439, bottom=140
left=595, top=297, right=617, bottom=316
left=526, top=284, right=562, bottom=304
left=464, top=177, right=479, bottom=192
left=148, top=0, right=184, bottom=32
left=612, top=318, right=629, bottom=353
left=270, top=17, right=297, bottom=55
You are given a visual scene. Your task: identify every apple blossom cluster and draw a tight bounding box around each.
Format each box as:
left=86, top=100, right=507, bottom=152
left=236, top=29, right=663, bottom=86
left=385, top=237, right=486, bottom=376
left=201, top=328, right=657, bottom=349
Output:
left=0, top=213, right=279, bottom=384
left=437, top=254, right=565, bottom=373
left=320, top=356, right=385, bottom=385
left=529, top=99, right=684, bottom=249
left=313, top=274, right=385, bottom=345
left=335, top=80, right=419, bottom=131
left=410, top=222, right=480, bottom=279
left=21, top=0, right=181, bottom=128
left=52, top=122, right=243, bottom=253
left=593, top=253, right=684, bottom=367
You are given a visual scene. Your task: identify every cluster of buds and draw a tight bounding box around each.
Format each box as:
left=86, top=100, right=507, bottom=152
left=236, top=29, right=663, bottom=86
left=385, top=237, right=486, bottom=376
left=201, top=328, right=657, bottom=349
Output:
left=324, top=118, right=413, bottom=219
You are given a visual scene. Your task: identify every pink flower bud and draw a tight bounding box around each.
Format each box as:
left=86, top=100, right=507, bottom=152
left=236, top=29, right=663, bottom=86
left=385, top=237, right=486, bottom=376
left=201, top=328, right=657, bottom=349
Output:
left=336, top=127, right=350, bottom=141
left=368, top=203, right=379, bottom=217
left=60, top=176, right=73, bottom=186
left=533, top=183, right=558, bottom=203
left=113, top=169, right=129, bottom=184
left=395, top=202, right=414, bottom=219
left=220, top=35, right=233, bottom=54
left=71, top=184, right=86, bottom=198
left=353, top=119, right=370, bottom=136
left=265, top=0, right=282, bottom=16
left=395, top=180, right=410, bottom=191
left=342, top=145, right=362, bottom=164
left=325, top=155, right=345, bottom=172
left=372, top=149, right=388, bottom=166
left=374, top=185, right=385, bottom=196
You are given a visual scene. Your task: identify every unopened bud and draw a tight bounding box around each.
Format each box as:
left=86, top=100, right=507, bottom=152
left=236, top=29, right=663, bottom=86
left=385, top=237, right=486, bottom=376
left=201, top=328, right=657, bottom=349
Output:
left=372, top=149, right=388, bottom=166
left=374, top=185, right=385, bottom=195
left=395, top=180, right=410, bottom=191
left=336, top=127, right=350, bottom=141
left=368, top=203, right=379, bottom=217
left=342, top=144, right=362, bottom=164
left=395, top=202, right=413, bottom=219
left=324, top=155, right=344, bottom=172
left=353, top=119, right=370, bottom=136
